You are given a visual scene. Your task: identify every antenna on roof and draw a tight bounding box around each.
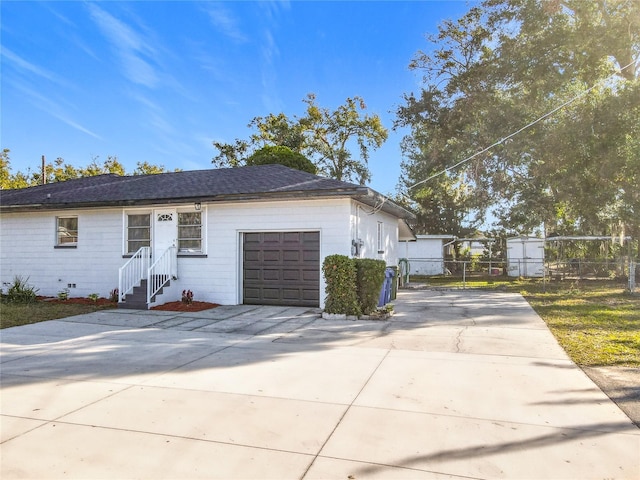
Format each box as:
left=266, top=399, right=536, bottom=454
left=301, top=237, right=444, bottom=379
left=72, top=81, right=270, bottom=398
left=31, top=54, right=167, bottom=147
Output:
left=41, top=155, right=46, bottom=185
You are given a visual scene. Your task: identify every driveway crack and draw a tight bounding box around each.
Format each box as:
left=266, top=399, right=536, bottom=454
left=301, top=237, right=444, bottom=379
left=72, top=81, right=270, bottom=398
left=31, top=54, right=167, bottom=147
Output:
left=299, top=349, right=391, bottom=479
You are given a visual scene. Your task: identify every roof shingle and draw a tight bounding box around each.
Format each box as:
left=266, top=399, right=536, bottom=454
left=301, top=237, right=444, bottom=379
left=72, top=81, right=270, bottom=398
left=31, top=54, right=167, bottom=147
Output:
left=0, top=164, right=413, bottom=219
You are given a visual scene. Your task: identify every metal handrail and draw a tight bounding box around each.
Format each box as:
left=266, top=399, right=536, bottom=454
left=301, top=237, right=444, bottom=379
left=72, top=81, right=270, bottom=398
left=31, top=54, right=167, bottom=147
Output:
left=118, top=247, right=150, bottom=302
left=147, top=246, right=177, bottom=304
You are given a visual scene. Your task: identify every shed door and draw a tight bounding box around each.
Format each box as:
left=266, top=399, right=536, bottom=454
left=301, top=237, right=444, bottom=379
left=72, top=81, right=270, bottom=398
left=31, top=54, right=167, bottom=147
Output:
left=243, top=231, right=320, bottom=307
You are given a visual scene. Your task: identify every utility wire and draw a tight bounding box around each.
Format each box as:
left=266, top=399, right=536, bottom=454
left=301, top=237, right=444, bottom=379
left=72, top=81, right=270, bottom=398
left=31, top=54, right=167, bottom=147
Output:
left=406, top=60, right=636, bottom=192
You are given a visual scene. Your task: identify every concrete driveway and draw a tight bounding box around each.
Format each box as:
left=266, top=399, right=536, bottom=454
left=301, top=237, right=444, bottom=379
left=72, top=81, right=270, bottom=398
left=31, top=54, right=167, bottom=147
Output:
left=1, top=289, right=638, bottom=479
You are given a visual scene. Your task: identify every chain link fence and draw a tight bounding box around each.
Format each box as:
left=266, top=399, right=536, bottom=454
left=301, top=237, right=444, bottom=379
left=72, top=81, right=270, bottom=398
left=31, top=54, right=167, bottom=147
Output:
left=399, top=257, right=638, bottom=293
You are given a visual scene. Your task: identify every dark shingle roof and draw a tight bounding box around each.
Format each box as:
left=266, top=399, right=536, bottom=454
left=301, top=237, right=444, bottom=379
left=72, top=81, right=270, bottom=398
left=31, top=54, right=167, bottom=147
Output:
left=0, top=164, right=413, bottom=219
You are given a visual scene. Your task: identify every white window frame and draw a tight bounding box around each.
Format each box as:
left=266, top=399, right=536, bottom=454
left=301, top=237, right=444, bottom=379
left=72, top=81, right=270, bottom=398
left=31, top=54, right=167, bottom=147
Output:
left=124, top=211, right=152, bottom=255
left=176, top=207, right=206, bottom=255
left=56, top=216, right=78, bottom=247
left=377, top=221, right=384, bottom=254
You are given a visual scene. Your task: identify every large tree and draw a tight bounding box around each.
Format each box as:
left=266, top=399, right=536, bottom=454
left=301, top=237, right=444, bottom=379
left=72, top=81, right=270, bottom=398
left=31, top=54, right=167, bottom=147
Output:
left=397, top=0, right=639, bottom=239
left=213, top=93, right=388, bottom=184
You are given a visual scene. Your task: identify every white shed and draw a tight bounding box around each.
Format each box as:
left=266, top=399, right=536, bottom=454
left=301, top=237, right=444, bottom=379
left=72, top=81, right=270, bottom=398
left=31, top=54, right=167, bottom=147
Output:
left=506, top=236, right=545, bottom=277
left=400, top=235, right=455, bottom=275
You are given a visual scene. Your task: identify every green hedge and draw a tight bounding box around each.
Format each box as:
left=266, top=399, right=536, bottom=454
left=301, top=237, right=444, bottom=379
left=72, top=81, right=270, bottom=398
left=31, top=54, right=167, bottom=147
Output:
left=355, top=258, right=387, bottom=315
left=322, top=255, right=360, bottom=315
left=323, top=255, right=388, bottom=315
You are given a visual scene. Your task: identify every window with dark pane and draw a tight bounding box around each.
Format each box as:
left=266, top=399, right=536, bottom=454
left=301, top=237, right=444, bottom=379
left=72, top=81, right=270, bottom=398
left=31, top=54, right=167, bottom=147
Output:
left=127, top=214, right=150, bottom=253
left=178, top=212, right=202, bottom=252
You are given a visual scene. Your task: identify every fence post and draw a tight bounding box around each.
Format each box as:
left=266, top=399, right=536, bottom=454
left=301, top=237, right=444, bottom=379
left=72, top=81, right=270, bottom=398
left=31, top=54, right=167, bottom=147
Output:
left=462, top=261, right=467, bottom=289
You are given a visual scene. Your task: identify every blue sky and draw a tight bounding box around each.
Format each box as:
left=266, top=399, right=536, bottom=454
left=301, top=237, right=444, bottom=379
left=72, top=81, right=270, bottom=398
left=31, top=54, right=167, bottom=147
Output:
left=1, top=1, right=473, bottom=196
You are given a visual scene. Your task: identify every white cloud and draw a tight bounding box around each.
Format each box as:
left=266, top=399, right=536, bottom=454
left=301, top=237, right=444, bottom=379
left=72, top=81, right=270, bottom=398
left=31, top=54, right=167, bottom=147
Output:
left=1, top=47, right=69, bottom=87
left=201, top=3, right=248, bottom=43
left=10, top=81, right=102, bottom=140
left=258, top=0, right=291, bottom=22
left=87, top=3, right=159, bottom=88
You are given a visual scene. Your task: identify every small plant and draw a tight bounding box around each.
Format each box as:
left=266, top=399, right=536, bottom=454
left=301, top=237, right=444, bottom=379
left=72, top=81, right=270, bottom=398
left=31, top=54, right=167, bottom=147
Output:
left=57, top=288, right=70, bottom=301
left=88, top=293, right=100, bottom=303
left=182, top=289, right=194, bottom=304
left=5, top=276, right=39, bottom=304
left=109, top=288, right=119, bottom=302
left=379, top=303, right=394, bottom=314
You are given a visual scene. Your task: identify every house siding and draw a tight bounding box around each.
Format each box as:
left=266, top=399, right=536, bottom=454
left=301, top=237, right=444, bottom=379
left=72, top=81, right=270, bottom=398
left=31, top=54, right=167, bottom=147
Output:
left=1, top=197, right=402, bottom=308
left=0, top=209, right=124, bottom=298
left=350, top=200, right=399, bottom=266
left=0, top=198, right=355, bottom=308
left=195, top=198, right=351, bottom=307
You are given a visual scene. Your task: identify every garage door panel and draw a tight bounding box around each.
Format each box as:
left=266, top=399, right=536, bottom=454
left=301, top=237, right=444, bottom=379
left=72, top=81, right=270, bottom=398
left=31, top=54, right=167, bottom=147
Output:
left=302, top=290, right=319, bottom=301
left=282, top=269, right=301, bottom=281
left=283, top=232, right=301, bottom=242
left=261, top=288, right=281, bottom=300
left=244, top=269, right=261, bottom=281
left=282, top=289, right=302, bottom=300
left=302, top=269, right=318, bottom=281
left=263, top=232, right=281, bottom=243
left=262, top=269, right=281, bottom=281
left=244, top=233, right=261, bottom=243
left=303, top=250, right=319, bottom=262
left=243, top=231, right=319, bottom=307
left=263, top=250, right=280, bottom=261
left=244, top=251, right=261, bottom=262
left=283, top=250, right=301, bottom=262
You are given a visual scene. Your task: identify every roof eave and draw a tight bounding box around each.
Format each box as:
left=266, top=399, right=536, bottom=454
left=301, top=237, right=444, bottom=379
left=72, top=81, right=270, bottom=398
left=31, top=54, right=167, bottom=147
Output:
left=0, top=187, right=371, bottom=212
left=353, top=188, right=416, bottom=220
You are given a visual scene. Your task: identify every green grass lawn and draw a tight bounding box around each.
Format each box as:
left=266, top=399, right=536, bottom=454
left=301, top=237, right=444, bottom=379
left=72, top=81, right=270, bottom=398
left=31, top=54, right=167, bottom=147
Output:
left=523, top=287, right=639, bottom=367
left=409, top=275, right=640, bottom=367
left=0, top=301, right=116, bottom=329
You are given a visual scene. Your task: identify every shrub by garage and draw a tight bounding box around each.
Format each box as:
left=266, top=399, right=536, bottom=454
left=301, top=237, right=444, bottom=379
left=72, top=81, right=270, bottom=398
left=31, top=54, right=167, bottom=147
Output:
left=322, top=255, right=387, bottom=316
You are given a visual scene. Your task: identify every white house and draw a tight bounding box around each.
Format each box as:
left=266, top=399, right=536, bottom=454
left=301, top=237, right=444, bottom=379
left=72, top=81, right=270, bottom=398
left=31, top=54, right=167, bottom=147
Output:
left=0, top=165, right=415, bottom=309
left=400, top=234, right=455, bottom=276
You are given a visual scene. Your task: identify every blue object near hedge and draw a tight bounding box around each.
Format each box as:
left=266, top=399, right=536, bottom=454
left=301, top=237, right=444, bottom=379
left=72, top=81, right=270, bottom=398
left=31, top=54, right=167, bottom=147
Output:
left=378, top=267, right=396, bottom=307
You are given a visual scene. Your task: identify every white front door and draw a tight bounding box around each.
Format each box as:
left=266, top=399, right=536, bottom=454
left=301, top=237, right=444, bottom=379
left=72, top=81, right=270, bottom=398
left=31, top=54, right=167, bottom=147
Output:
left=153, top=209, right=177, bottom=260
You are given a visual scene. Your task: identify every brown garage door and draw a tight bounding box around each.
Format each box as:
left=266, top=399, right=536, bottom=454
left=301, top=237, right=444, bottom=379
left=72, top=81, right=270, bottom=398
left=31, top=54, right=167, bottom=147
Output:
left=243, top=231, right=320, bottom=307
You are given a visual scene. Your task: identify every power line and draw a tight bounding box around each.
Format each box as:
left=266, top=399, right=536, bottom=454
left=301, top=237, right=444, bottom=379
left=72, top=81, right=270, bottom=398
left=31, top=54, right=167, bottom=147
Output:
left=406, top=61, right=636, bottom=192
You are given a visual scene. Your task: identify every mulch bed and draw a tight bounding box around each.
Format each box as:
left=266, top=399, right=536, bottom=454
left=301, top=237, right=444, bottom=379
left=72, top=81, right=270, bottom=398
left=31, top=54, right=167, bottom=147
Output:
left=151, top=301, right=220, bottom=312
left=38, top=297, right=219, bottom=312
left=41, top=297, right=116, bottom=307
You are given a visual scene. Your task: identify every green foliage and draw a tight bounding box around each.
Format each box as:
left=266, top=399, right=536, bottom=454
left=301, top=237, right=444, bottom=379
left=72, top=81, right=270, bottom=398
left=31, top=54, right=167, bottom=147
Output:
left=397, top=0, right=640, bottom=239
left=212, top=93, right=388, bottom=184
left=88, top=293, right=100, bottom=303
left=133, top=161, right=173, bottom=175
left=323, top=256, right=389, bottom=315
left=0, top=151, right=176, bottom=190
left=3, top=276, right=38, bottom=304
left=322, top=255, right=360, bottom=315
left=57, top=289, right=70, bottom=301
left=246, top=146, right=317, bottom=174
left=301, top=94, right=388, bottom=184
left=354, top=258, right=387, bottom=314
